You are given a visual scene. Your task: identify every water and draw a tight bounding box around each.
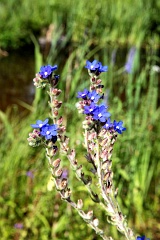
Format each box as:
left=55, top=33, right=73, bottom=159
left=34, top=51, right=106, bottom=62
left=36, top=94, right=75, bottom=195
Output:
left=0, top=47, right=35, bottom=112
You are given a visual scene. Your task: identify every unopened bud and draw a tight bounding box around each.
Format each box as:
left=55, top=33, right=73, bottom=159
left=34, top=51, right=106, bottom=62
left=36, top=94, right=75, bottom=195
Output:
left=59, top=178, right=68, bottom=190
left=52, top=99, right=62, bottom=108
left=57, top=116, right=63, bottom=125
left=96, top=79, right=102, bottom=84
left=77, top=199, right=83, bottom=209
left=93, top=218, right=99, bottom=227
left=86, top=210, right=93, bottom=220
left=52, top=158, right=61, bottom=168
left=76, top=165, right=83, bottom=176
left=63, top=188, right=71, bottom=199
left=53, top=110, right=59, bottom=117
left=51, top=88, right=62, bottom=96
left=55, top=168, right=63, bottom=178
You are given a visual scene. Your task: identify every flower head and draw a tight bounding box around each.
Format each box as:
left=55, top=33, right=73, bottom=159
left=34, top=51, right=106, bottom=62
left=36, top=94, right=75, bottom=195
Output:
left=92, top=104, right=111, bottom=122
left=97, top=62, right=108, bottom=73
left=40, top=124, right=58, bottom=140
left=14, top=223, right=23, bottom=229
left=85, top=60, right=108, bottom=75
left=31, top=119, right=49, bottom=129
left=136, top=236, right=150, bottom=240
left=113, top=120, right=126, bottom=134
left=39, top=65, right=58, bottom=79
left=103, top=118, right=113, bottom=130
left=26, top=170, right=34, bottom=179
left=88, top=90, right=101, bottom=103
left=77, top=89, right=89, bottom=99
left=84, top=102, right=97, bottom=115
left=85, top=60, right=99, bottom=71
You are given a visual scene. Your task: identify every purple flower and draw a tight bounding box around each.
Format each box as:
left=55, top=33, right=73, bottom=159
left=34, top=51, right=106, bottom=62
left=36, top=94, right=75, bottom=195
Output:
left=85, top=60, right=108, bottom=74
left=14, top=223, right=23, bottom=229
left=39, top=65, right=58, bottom=79
left=136, top=236, right=150, bottom=240
left=40, top=124, right=58, bottom=140
left=85, top=60, right=99, bottom=71
left=31, top=119, right=49, bottom=129
left=125, top=47, right=136, bottom=73
left=103, top=118, right=113, bottom=130
left=88, top=90, right=101, bottom=103
left=77, top=89, right=89, bottom=99
left=92, top=104, right=111, bottom=122
left=61, top=169, right=68, bottom=179
left=26, top=171, right=34, bottom=179
left=98, top=62, right=108, bottom=73
left=113, top=120, right=126, bottom=134
left=84, top=102, right=97, bottom=114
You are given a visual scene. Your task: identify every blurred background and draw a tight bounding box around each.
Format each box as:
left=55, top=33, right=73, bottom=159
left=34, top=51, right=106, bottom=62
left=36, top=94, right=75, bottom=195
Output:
left=0, top=0, right=160, bottom=239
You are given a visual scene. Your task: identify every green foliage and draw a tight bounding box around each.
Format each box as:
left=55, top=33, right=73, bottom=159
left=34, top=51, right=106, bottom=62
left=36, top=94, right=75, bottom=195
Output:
left=0, top=0, right=160, bottom=49
left=0, top=0, right=160, bottom=239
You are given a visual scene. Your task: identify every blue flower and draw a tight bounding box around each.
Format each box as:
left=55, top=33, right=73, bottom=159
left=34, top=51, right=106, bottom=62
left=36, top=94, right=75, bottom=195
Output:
left=98, top=62, right=108, bottom=73
left=84, top=102, right=97, bottom=114
left=92, top=104, right=111, bottom=122
left=26, top=171, right=34, bottom=179
left=31, top=119, right=49, bottom=129
left=113, top=120, right=126, bottom=134
left=88, top=90, right=101, bottom=103
left=14, top=223, right=23, bottom=229
left=125, top=47, right=136, bottom=73
left=103, top=118, right=113, bottom=130
left=85, top=60, right=99, bottom=71
left=41, top=124, right=58, bottom=140
left=77, top=89, right=89, bottom=99
left=136, top=236, right=150, bottom=240
left=85, top=60, right=108, bottom=75
left=39, top=65, right=58, bottom=79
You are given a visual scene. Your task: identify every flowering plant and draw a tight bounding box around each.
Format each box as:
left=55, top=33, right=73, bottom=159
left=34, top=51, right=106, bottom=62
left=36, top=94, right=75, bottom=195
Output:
left=28, top=60, right=149, bottom=240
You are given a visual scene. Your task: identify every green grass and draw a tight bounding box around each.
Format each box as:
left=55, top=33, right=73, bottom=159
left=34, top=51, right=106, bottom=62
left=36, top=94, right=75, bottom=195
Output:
left=0, top=0, right=160, bottom=239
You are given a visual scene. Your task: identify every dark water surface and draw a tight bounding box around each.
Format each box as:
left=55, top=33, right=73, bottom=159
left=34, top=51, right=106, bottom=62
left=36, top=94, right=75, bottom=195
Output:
left=0, top=47, right=35, bottom=112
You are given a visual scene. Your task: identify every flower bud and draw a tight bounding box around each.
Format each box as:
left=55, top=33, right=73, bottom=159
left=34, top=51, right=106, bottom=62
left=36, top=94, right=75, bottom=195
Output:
left=63, top=188, right=72, bottom=199
left=57, top=116, right=63, bottom=125
left=51, top=99, right=62, bottom=108
left=68, top=149, right=76, bottom=161
left=51, top=88, right=62, bottom=96
left=52, top=158, right=61, bottom=168
left=27, top=130, right=42, bottom=147
left=77, top=199, right=83, bottom=209
left=55, top=168, right=63, bottom=178
left=76, top=165, right=83, bottom=176
left=96, top=79, right=102, bottom=84
left=85, top=210, right=93, bottom=220
left=93, top=218, right=99, bottom=227
left=52, top=110, right=58, bottom=118
left=59, top=178, right=68, bottom=190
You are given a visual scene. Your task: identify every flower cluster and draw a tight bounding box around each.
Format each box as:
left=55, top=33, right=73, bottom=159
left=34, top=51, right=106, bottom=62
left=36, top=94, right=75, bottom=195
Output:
left=27, top=119, right=58, bottom=146
left=39, top=65, right=58, bottom=79
left=28, top=60, right=150, bottom=240
left=85, top=60, right=108, bottom=76
left=33, top=65, right=59, bottom=88
left=77, top=87, right=126, bottom=134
